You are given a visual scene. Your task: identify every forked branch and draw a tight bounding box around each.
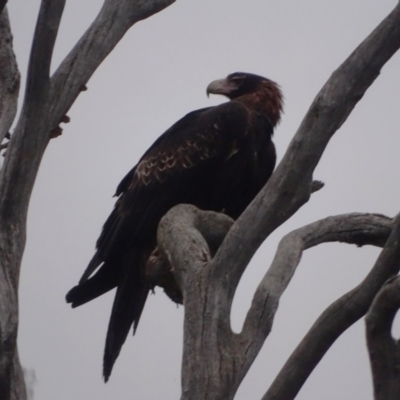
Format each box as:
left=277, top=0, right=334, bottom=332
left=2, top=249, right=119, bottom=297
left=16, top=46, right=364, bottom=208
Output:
left=157, top=207, right=394, bottom=400
left=241, top=214, right=393, bottom=367
left=263, top=213, right=400, bottom=400
left=0, top=1, right=176, bottom=399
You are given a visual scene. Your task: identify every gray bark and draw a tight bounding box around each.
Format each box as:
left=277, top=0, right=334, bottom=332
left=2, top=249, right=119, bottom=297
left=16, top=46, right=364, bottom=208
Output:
left=158, top=208, right=395, bottom=399
left=0, top=1, right=175, bottom=399
left=0, top=6, right=22, bottom=400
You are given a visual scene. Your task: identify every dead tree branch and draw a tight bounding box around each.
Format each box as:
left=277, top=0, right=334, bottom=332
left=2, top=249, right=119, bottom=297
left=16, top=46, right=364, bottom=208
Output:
left=157, top=207, right=394, bottom=400
left=201, top=3, right=400, bottom=394
left=263, top=213, right=400, bottom=400
left=0, top=2, right=65, bottom=396
left=147, top=206, right=234, bottom=303
left=211, top=1, right=400, bottom=308
left=243, top=213, right=393, bottom=364
left=0, top=6, right=22, bottom=400
left=0, top=1, right=175, bottom=399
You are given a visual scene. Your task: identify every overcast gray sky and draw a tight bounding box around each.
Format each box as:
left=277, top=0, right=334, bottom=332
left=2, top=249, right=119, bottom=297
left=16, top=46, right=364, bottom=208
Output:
left=7, top=0, right=400, bottom=399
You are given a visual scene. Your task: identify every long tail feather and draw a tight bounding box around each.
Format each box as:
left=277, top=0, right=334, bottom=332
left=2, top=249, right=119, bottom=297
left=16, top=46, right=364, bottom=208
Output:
left=102, top=250, right=150, bottom=381
left=66, top=262, right=119, bottom=307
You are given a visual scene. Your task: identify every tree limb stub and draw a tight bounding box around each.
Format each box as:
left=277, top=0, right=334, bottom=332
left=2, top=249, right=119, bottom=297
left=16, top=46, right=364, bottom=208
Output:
left=263, top=213, right=400, bottom=400
left=157, top=206, right=394, bottom=400
left=211, top=1, right=400, bottom=311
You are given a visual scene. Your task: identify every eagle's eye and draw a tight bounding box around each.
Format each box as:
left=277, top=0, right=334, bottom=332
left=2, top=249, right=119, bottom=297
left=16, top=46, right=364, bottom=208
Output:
left=230, top=75, right=244, bottom=82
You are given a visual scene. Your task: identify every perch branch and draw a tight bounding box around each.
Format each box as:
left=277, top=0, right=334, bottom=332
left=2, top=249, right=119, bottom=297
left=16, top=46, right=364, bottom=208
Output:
left=366, top=276, right=400, bottom=400
left=157, top=204, right=234, bottom=305
left=147, top=206, right=233, bottom=302
left=263, top=213, right=400, bottom=400
left=157, top=205, right=238, bottom=400
left=157, top=208, right=393, bottom=400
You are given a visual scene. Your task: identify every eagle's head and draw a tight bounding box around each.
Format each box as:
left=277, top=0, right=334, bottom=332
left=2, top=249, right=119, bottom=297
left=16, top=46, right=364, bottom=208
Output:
left=207, top=72, right=283, bottom=126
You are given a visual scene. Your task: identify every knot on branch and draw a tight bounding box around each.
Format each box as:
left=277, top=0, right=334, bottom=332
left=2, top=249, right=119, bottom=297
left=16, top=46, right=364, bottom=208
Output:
left=49, top=115, right=70, bottom=139
left=144, top=204, right=234, bottom=303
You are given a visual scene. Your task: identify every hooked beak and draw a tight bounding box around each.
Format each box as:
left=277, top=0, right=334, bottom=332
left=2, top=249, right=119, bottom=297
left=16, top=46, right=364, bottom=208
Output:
left=206, top=78, right=234, bottom=98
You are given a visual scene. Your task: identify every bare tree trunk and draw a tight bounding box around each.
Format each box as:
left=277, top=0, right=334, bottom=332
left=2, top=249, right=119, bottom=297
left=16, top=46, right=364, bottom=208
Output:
left=0, top=1, right=175, bottom=399
left=0, top=7, right=22, bottom=400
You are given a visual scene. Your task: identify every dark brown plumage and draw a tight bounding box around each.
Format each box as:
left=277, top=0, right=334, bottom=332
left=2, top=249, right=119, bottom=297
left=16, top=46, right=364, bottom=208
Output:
left=66, top=72, right=283, bottom=381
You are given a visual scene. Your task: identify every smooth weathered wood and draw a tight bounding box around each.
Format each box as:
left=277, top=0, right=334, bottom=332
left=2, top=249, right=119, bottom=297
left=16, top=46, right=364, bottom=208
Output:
left=158, top=205, right=240, bottom=400
left=263, top=213, right=400, bottom=400
left=0, top=3, right=65, bottom=398
left=157, top=207, right=394, bottom=400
